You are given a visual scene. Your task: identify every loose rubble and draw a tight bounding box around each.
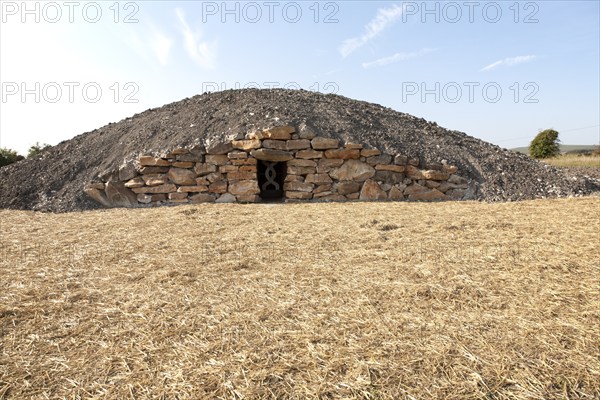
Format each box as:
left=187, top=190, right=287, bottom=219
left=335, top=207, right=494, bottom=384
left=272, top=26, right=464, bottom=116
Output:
left=0, top=89, right=598, bottom=211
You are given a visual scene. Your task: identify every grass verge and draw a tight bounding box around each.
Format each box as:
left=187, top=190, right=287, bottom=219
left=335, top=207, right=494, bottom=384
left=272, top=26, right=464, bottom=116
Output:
left=543, top=154, right=600, bottom=168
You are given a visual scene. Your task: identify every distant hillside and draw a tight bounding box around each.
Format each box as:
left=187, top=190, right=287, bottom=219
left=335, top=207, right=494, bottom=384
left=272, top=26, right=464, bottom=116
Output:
left=511, top=144, right=599, bottom=155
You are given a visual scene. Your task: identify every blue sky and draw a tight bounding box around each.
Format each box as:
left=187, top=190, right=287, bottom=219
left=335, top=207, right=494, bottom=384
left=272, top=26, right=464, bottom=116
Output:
left=1, top=0, right=599, bottom=154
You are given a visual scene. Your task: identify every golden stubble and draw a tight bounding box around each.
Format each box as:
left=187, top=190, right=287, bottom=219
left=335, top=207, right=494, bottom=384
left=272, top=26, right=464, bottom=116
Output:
left=1, top=197, right=599, bottom=399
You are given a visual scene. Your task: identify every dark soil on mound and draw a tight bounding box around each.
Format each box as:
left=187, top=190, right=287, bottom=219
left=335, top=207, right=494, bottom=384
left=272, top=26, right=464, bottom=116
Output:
left=1, top=89, right=599, bottom=212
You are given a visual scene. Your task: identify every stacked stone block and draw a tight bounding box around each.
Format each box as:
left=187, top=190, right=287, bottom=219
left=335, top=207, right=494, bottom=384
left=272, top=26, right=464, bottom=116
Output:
left=84, top=125, right=470, bottom=207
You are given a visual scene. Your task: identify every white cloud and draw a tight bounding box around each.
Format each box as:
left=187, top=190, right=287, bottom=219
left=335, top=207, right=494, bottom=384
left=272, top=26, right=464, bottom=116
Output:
left=151, top=32, right=173, bottom=66
left=339, top=4, right=404, bottom=58
left=175, top=8, right=217, bottom=69
left=480, top=55, right=537, bottom=71
left=123, top=22, right=172, bottom=67
left=362, top=48, right=437, bottom=69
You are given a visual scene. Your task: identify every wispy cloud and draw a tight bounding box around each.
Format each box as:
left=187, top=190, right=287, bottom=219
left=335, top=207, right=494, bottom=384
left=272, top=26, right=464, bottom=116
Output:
left=362, top=48, right=437, bottom=69
left=339, top=4, right=404, bottom=58
left=175, top=8, right=217, bottom=69
left=151, top=31, right=172, bottom=66
left=480, top=55, right=537, bottom=71
left=123, top=21, right=172, bottom=67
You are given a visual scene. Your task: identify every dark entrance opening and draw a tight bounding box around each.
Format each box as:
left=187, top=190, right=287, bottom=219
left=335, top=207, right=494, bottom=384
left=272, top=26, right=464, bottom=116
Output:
left=257, top=160, right=286, bottom=201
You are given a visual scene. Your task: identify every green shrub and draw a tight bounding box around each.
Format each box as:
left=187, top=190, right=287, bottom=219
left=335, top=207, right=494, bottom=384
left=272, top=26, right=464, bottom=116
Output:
left=529, top=129, right=560, bottom=159
left=0, top=147, right=24, bottom=167
left=27, top=142, right=51, bottom=158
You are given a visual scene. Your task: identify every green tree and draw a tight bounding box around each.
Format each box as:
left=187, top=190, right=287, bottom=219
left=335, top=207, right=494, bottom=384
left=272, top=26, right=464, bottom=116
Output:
left=27, top=142, right=51, bottom=158
left=0, top=147, right=24, bottom=167
left=529, top=129, right=560, bottom=159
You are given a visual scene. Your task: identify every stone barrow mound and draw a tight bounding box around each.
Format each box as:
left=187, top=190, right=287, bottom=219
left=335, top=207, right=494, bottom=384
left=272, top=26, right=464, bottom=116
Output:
left=0, top=88, right=598, bottom=211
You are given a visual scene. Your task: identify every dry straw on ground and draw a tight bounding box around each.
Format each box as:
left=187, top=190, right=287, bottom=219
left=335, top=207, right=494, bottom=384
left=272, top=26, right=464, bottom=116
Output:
left=1, top=198, right=599, bottom=399
left=543, top=154, right=600, bottom=168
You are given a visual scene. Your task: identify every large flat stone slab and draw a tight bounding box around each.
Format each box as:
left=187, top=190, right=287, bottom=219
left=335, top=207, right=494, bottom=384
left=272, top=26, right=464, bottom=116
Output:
left=250, top=148, right=293, bottom=162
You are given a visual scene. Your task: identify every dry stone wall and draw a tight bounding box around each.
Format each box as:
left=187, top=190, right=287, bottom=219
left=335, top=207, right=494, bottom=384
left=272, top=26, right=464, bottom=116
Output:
left=84, top=125, right=472, bottom=207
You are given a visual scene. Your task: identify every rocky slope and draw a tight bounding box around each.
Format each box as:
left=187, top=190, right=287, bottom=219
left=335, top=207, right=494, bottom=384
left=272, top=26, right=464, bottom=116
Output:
left=1, top=89, right=598, bottom=211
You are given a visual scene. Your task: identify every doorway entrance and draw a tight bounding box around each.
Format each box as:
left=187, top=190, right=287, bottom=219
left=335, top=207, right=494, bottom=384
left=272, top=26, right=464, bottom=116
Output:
left=257, top=160, right=286, bottom=200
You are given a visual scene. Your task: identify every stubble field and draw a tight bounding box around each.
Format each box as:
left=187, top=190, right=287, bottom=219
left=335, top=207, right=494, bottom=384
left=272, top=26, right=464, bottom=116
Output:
left=1, top=197, right=599, bottom=399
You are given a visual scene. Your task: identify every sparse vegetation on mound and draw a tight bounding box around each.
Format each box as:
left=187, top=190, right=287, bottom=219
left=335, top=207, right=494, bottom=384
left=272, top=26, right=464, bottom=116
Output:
left=0, top=148, right=24, bottom=168
left=26, top=142, right=52, bottom=158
